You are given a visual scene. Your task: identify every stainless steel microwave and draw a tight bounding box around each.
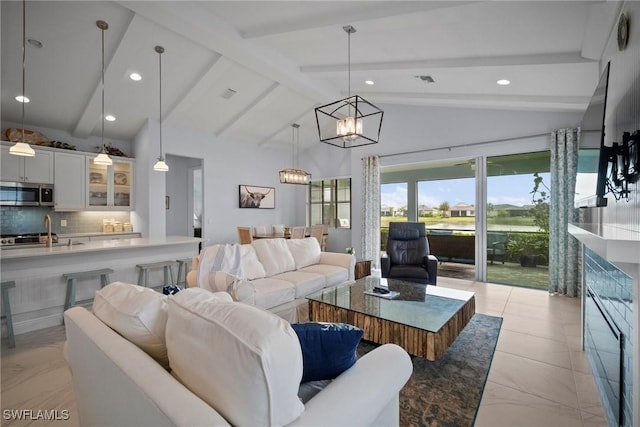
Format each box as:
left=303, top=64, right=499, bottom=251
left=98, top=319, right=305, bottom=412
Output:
left=0, top=182, right=54, bottom=207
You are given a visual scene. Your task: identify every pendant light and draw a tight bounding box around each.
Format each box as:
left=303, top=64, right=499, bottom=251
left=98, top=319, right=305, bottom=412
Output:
left=315, top=25, right=383, bottom=148
left=153, top=45, right=168, bottom=172
left=93, top=20, right=113, bottom=166
left=10, top=0, right=35, bottom=157
left=279, top=124, right=311, bottom=185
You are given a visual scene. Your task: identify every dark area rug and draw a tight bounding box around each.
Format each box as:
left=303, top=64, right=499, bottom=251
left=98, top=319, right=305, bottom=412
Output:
left=358, top=313, right=502, bottom=427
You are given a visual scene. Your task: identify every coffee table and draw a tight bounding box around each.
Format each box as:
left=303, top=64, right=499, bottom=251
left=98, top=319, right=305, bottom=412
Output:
left=307, top=277, right=475, bottom=361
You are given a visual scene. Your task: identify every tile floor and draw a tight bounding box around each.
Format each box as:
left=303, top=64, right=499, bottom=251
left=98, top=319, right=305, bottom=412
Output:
left=0, top=277, right=608, bottom=426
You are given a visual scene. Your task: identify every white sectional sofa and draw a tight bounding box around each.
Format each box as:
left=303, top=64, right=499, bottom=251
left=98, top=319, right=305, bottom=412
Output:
left=64, top=283, right=413, bottom=427
left=187, top=237, right=356, bottom=321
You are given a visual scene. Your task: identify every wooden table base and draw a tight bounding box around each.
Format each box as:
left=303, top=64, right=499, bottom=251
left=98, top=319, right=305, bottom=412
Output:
left=309, top=296, right=475, bottom=361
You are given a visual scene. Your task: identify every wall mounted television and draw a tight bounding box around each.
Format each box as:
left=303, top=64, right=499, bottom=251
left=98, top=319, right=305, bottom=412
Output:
left=575, top=61, right=610, bottom=208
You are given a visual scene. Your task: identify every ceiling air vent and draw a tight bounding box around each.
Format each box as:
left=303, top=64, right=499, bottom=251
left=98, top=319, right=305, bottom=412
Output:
left=221, top=88, right=237, bottom=99
left=415, top=75, right=435, bottom=83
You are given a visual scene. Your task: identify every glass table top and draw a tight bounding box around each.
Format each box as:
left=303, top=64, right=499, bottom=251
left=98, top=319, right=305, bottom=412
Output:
left=307, top=276, right=474, bottom=332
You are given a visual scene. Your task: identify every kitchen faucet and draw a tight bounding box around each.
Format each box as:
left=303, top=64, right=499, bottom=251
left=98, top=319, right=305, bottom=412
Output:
left=44, top=214, right=52, bottom=248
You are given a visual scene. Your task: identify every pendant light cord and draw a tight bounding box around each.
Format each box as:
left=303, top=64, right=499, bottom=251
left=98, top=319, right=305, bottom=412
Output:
left=20, top=0, right=26, bottom=143
left=347, top=29, right=351, bottom=98
left=158, top=47, right=163, bottom=158
left=101, top=23, right=105, bottom=149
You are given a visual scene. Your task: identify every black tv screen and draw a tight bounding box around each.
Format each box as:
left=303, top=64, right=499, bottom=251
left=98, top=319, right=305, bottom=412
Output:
left=575, top=61, right=610, bottom=208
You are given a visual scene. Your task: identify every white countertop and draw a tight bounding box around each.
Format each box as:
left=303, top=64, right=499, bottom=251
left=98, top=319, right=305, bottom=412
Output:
left=57, top=231, right=141, bottom=238
left=0, top=236, right=201, bottom=260
left=568, top=223, right=640, bottom=264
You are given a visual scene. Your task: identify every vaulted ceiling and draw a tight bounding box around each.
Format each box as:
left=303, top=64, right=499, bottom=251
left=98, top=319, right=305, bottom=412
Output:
left=0, top=1, right=619, bottom=150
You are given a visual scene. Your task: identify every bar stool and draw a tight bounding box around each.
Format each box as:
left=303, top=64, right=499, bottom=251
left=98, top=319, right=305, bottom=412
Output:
left=1, top=281, right=16, bottom=348
left=136, top=261, right=176, bottom=288
left=63, top=268, right=114, bottom=311
left=176, top=258, right=193, bottom=287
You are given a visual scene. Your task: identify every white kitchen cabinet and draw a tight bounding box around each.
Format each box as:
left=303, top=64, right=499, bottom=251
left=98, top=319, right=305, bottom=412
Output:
left=53, top=151, right=86, bottom=211
left=1, top=145, right=54, bottom=183
left=86, top=157, right=135, bottom=210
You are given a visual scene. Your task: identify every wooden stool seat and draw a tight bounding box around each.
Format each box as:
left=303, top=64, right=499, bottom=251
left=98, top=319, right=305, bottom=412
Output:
left=1, top=281, right=16, bottom=348
left=136, top=261, right=176, bottom=288
left=176, top=258, right=193, bottom=287
left=63, top=268, right=114, bottom=311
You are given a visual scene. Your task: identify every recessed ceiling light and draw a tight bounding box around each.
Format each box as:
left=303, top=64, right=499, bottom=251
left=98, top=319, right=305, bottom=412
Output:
left=15, top=95, right=29, bottom=103
left=497, top=79, right=511, bottom=86
left=105, top=115, right=116, bottom=122
left=365, top=80, right=374, bottom=85
left=129, top=72, right=142, bottom=81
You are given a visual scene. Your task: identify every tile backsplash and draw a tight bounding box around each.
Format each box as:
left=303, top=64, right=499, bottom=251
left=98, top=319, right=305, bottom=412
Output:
left=0, top=207, right=131, bottom=235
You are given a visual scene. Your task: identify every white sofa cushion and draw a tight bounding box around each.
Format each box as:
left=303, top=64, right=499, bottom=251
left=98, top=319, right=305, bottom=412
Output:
left=249, top=277, right=297, bottom=309
left=273, top=271, right=326, bottom=298
left=239, top=244, right=266, bottom=280
left=252, top=238, right=296, bottom=277
left=92, top=281, right=170, bottom=369
left=286, top=237, right=322, bottom=269
left=166, top=288, right=304, bottom=426
left=298, top=264, right=350, bottom=287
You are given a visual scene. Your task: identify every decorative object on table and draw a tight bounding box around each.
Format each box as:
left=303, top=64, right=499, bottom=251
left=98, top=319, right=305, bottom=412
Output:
left=279, top=123, right=311, bottom=185
left=9, top=0, right=35, bottom=157
left=153, top=45, right=169, bottom=172
left=239, top=185, right=275, bottom=209
left=314, top=25, right=383, bottom=148
left=93, top=20, right=112, bottom=166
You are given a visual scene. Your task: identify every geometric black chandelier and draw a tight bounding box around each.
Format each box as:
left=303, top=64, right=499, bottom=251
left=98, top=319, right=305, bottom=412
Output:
left=315, top=25, right=383, bottom=148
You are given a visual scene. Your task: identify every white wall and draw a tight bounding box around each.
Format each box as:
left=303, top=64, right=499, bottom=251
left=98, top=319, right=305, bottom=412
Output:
left=135, top=119, right=303, bottom=245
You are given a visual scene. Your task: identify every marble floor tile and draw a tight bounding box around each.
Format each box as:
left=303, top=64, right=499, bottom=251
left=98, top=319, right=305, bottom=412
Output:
left=488, top=351, right=579, bottom=409
left=475, top=381, right=583, bottom=427
left=500, top=312, right=569, bottom=343
left=496, top=329, right=572, bottom=369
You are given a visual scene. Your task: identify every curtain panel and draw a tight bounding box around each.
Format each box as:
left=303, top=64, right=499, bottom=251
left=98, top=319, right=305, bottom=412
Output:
left=361, top=156, right=381, bottom=269
left=549, top=128, right=580, bottom=296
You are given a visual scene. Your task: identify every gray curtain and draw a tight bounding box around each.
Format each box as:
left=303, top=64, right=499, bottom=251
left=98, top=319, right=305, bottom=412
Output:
left=361, top=155, right=380, bottom=269
left=549, top=128, right=580, bottom=296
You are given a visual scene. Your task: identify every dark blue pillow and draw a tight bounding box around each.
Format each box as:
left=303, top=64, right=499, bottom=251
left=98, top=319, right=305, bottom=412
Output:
left=291, top=322, right=364, bottom=382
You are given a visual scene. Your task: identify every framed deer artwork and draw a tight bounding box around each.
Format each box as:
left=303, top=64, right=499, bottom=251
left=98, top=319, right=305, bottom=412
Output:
left=239, top=185, right=275, bottom=209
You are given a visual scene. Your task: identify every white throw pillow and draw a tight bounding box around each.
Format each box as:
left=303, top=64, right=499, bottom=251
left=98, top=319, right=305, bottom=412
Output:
left=92, top=281, right=170, bottom=369
left=238, top=244, right=266, bottom=280
left=286, top=237, right=322, bottom=269
left=252, top=238, right=296, bottom=277
left=166, top=288, right=304, bottom=427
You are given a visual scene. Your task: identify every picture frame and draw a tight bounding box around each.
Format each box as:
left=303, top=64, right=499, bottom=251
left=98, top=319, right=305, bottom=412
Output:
left=239, top=185, right=275, bottom=209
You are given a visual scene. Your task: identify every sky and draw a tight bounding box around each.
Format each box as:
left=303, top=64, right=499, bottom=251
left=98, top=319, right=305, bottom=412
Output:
left=381, top=173, right=552, bottom=209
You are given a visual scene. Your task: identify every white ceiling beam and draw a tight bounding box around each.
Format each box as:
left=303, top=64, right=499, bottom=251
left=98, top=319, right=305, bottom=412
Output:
left=72, top=12, right=135, bottom=139
left=242, top=1, right=478, bottom=39
left=301, top=52, right=596, bottom=73
left=118, top=1, right=339, bottom=103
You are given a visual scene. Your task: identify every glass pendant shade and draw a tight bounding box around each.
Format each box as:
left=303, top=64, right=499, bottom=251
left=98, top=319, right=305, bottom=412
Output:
left=10, top=0, right=35, bottom=157
left=10, top=142, right=35, bottom=157
left=93, top=151, right=113, bottom=165
left=153, top=158, right=169, bottom=172
left=279, top=124, right=311, bottom=185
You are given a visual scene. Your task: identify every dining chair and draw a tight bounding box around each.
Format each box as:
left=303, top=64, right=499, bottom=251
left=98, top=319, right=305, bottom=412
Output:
left=237, top=226, right=253, bottom=244
left=272, top=224, right=285, bottom=237
left=253, top=225, right=269, bottom=237
left=309, top=225, right=325, bottom=249
left=289, top=226, right=306, bottom=239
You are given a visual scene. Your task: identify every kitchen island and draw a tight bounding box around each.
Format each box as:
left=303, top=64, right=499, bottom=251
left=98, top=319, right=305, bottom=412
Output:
left=1, top=236, right=201, bottom=335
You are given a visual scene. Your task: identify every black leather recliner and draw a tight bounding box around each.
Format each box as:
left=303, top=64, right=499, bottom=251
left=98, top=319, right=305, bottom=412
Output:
left=381, top=222, right=438, bottom=285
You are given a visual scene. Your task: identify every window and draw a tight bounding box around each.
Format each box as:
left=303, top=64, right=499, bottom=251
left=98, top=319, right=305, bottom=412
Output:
left=308, top=178, right=351, bottom=228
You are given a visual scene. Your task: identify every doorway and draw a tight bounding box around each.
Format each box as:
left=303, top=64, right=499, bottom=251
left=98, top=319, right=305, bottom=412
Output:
left=165, top=154, right=203, bottom=239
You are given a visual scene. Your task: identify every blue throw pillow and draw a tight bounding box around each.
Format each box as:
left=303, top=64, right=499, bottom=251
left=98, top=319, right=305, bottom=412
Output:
left=291, top=322, right=364, bottom=382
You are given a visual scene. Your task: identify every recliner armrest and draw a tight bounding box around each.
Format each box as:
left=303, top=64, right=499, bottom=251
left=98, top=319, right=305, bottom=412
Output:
left=423, top=255, right=438, bottom=286
left=380, top=256, right=390, bottom=277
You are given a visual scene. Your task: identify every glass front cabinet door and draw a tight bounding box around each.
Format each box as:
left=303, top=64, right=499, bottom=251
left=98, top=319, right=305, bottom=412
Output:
left=87, top=157, right=134, bottom=210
